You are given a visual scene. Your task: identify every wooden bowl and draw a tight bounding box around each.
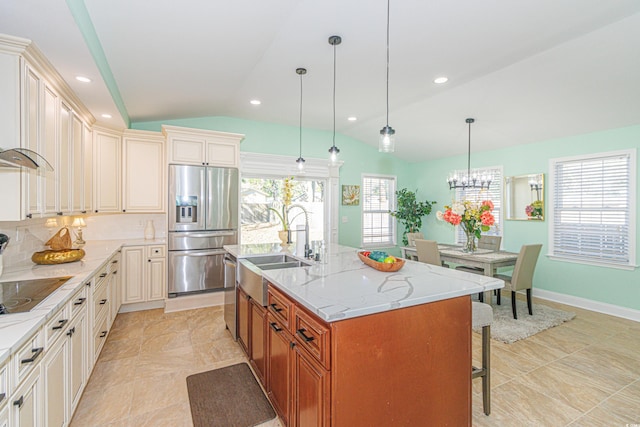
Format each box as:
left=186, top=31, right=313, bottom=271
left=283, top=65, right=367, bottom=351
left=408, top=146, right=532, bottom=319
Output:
left=32, top=249, right=85, bottom=265
left=357, top=252, right=405, bottom=272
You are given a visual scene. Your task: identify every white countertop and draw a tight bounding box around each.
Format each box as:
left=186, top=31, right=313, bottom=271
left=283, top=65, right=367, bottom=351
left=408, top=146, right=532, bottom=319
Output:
left=224, top=243, right=504, bottom=322
left=0, top=238, right=166, bottom=365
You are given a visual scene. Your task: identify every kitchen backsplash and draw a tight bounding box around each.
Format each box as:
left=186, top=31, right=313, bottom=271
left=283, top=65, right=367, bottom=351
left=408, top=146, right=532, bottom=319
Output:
left=0, top=213, right=166, bottom=270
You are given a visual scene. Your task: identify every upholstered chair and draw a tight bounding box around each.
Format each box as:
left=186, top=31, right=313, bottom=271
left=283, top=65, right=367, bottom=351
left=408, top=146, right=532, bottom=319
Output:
left=414, top=239, right=442, bottom=267
left=406, top=232, right=424, bottom=247
left=494, top=244, right=543, bottom=319
left=472, top=301, right=492, bottom=415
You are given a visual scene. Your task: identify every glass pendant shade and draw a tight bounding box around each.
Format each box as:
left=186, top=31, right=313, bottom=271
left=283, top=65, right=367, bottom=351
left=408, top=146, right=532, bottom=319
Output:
left=328, top=35, right=342, bottom=164
left=379, top=126, right=396, bottom=153
left=296, top=156, right=305, bottom=170
left=328, top=145, right=340, bottom=163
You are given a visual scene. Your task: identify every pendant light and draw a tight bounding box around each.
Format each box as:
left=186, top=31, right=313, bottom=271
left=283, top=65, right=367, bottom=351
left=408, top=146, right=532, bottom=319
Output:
left=295, top=67, right=307, bottom=171
left=328, top=35, right=342, bottom=164
left=447, top=118, right=492, bottom=190
left=379, top=0, right=395, bottom=153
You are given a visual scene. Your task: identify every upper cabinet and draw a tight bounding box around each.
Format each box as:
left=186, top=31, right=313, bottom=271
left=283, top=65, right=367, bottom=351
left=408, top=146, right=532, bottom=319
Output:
left=163, top=125, right=243, bottom=168
left=0, top=34, right=95, bottom=221
left=93, top=127, right=121, bottom=213
left=122, top=130, right=165, bottom=213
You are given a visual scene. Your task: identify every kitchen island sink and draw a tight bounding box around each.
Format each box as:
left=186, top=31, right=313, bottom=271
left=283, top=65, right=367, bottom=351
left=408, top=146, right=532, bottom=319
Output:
left=238, top=254, right=311, bottom=305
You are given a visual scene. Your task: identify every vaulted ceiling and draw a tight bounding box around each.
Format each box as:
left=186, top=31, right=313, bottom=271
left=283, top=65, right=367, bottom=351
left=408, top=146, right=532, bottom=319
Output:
left=2, top=1, right=639, bottom=162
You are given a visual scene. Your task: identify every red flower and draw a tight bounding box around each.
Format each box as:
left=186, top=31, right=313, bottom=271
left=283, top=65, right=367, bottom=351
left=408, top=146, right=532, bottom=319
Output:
left=443, top=210, right=462, bottom=225
left=480, top=211, right=495, bottom=226
left=482, top=200, right=494, bottom=211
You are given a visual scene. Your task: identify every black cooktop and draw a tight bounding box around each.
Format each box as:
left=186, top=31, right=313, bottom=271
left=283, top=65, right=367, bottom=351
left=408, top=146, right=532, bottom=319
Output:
left=0, top=276, right=72, bottom=314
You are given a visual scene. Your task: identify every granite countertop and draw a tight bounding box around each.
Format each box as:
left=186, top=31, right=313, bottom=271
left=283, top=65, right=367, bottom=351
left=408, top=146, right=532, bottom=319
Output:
left=224, top=243, right=504, bottom=323
left=0, top=238, right=166, bottom=365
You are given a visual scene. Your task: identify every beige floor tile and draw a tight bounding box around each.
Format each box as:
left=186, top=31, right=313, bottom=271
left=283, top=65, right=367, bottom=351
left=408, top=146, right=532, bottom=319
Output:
left=556, top=347, right=638, bottom=393
left=98, top=336, right=142, bottom=362
left=106, top=321, right=144, bottom=342
left=193, top=337, right=247, bottom=368
left=490, top=381, right=583, bottom=426
left=513, top=364, right=614, bottom=413
left=135, top=345, right=200, bottom=379
left=84, top=356, right=139, bottom=393
left=142, top=315, right=191, bottom=337
left=129, top=372, right=189, bottom=417
left=488, top=345, right=542, bottom=379
left=140, top=329, right=192, bottom=352
left=472, top=390, right=532, bottom=427
left=526, top=323, right=595, bottom=354
left=127, top=402, right=193, bottom=427
left=70, top=382, right=134, bottom=426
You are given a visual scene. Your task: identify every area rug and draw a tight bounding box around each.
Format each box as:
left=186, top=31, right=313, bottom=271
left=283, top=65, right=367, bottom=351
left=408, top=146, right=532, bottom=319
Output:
left=472, top=297, right=576, bottom=344
left=186, top=363, right=276, bottom=427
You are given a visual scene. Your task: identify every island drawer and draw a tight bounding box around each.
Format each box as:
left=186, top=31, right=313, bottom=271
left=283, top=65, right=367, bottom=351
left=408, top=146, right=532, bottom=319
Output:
left=294, top=307, right=331, bottom=370
left=267, top=285, right=294, bottom=331
left=147, top=245, right=166, bottom=258
left=93, top=279, right=110, bottom=322
left=69, top=285, right=88, bottom=318
left=45, top=304, right=70, bottom=347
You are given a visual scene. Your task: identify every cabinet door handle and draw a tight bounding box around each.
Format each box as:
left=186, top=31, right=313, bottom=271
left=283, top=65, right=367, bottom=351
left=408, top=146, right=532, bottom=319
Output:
left=296, top=329, right=315, bottom=342
left=81, top=210, right=87, bottom=214
left=66, top=327, right=76, bottom=337
left=13, top=395, right=23, bottom=408
left=112, top=260, right=118, bottom=264
left=0, top=392, right=6, bottom=404
left=85, top=281, right=91, bottom=287
left=290, top=341, right=296, bottom=349
left=100, top=299, right=108, bottom=305
left=52, top=319, right=69, bottom=330
left=100, top=331, right=108, bottom=338
left=21, top=347, right=44, bottom=364
left=74, top=297, right=86, bottom=305
left=270, top=303, right=283, bottom=313
left=269, top=322, right=282, bottom=332
left=57, top=212, right=63, bottom=216
left=26, top=214, right=33, bottom=219
left=113, top=270, right=118, bottom=275
left=99, top=273, right=107, bottom=278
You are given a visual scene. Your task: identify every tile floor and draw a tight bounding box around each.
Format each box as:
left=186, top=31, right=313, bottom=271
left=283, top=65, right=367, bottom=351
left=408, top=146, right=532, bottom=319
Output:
left=70, top=298, right=640, bottom=427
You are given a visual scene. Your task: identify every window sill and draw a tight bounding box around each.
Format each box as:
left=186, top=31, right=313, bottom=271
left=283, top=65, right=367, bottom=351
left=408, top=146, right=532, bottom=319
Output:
left=547, top=254, right=638, bottom=271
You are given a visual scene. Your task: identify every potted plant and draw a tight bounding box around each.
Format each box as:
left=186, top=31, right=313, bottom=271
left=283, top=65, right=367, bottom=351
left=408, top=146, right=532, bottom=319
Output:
left=390, top=189, right=436, bottom=246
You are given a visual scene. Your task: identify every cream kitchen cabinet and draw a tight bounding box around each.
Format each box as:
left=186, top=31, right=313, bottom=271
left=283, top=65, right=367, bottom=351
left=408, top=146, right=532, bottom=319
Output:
left=0, top=35, right=94, bottom=221
left=122, top=130, right=165, bottom=213
left=10, top=367, right=41, bottom=427
left=162, top=125, right=243, bottom=167
left=42, top=329, right=67, bottom=427
left=122, top=245, right=166, bottom=305
left=0, top=405, right=7, bottom=427
left=93, top=126, right=121, bottom=213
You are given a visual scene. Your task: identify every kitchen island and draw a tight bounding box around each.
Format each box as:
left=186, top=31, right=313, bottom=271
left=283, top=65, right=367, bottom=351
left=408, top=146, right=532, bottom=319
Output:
left=225, top=244, right=503, bottom=426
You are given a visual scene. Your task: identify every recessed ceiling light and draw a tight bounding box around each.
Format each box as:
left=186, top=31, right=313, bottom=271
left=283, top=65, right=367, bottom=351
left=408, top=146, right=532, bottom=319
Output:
left=76, top=76, right=91, bottom=83
left=347, top=116, right=357, bottom=121
left=434, top=77, right=448, bottom=84
left=101, top=114, right=112, bottom=119
left=250, top=99, right=261, bottom=105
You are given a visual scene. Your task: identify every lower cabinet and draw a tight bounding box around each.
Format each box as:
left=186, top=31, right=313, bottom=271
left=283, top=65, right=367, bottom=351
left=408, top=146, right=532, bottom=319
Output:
left=68, top=311, right=87, bottom=414
left=11, top=367, right=41, bottom=427
left=236, top=287, right=250, bottom=356
left=266, top=313, right=292, bottom=427
left=249, top=300, right=267, bottom=386
left=122, top=245, right=166, bottom=305
left=292, top=345, right=330, bottom=427
left=43, top=333, right=67, bottom=427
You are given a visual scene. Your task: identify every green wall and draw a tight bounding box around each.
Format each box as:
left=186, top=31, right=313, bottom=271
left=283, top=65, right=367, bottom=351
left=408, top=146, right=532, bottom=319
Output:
left=134, top=117, right=640, bottom=312
left=411, top=124, right=640, bottom=312
left=133, top=116, right=413, bottom=252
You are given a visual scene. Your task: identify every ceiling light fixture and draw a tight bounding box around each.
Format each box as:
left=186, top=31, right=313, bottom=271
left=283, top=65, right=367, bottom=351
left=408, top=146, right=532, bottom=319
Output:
left=101, top=113, right=112, bottom=119
left=434, top=76, right=448, bottom=84
left=295, top=67, right=307, bottom=171
left=75, top=76, right=91, bottom=83
left=379, top=0, right=395, bottom=153
left=250, top=99, right=261, bottom=105
left=447, top=118, right=492, bottom=190
left=328, top=35, right=342, bottom=164
left=347, top=116, right=357, bottom=122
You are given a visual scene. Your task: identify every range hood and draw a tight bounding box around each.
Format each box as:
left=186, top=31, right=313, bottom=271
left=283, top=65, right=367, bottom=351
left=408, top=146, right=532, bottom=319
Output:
left=0, top=148, right=53, bottom=171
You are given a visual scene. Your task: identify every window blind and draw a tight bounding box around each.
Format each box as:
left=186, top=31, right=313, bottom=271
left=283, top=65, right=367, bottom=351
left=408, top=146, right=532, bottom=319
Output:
left=551, top=151, right=634, bottom=266
left=454, top=167, right=502, bottom=244
left=362, top=175, right=396, bottom=247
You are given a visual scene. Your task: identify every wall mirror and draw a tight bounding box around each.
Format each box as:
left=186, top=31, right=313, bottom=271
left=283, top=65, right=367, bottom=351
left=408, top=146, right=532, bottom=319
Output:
left=505, top=173, right=544, bottom=221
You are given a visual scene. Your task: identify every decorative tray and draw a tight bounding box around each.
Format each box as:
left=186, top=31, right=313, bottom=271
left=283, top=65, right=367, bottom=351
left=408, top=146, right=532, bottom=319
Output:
left=357, top=252, right=405, bottom=272
left=32, top=249, right=86, bottom=265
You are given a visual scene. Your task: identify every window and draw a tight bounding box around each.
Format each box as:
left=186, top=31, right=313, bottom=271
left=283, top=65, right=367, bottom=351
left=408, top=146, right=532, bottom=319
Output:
left=454, top=166, right=503, bottom=244
left=241, top=176, right=325, bottom=245
left=549, top=150, right=636, bottom=269
left=362, top=174, right=396, bottom=248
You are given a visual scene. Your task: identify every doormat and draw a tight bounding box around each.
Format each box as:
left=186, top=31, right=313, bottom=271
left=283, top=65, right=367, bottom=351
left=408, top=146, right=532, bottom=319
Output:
left=186, top=363, right=276, bottom=427
left=473, top=296, right=575, bottom=344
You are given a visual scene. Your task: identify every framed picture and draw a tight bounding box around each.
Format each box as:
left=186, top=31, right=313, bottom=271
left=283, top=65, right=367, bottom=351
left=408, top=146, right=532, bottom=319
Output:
left=342, top=185, right=360, bottom=206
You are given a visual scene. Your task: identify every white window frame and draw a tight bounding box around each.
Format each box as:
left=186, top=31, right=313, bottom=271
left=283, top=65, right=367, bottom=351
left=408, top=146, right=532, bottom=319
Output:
left=453, top=166, right=503, bottom=245
left=548, top=149, right=637, bottom=270
left=240, top=153, right=342, bottom=244
left=361, top=173, right=397, bottom=248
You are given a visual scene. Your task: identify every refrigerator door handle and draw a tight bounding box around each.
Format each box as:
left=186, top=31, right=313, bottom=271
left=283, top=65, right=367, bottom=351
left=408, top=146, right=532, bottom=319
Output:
left=177, top=231, right=236, bottom=238
left=171, top=249, right=228, bottom=257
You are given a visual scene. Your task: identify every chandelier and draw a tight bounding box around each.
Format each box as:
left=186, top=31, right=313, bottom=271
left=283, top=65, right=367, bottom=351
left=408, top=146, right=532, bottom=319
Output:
left=447, top=118, right=492, bottom=190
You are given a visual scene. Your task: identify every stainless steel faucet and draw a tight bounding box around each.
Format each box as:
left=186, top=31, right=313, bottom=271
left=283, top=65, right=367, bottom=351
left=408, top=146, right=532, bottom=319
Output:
left=287, top=204, right=312, bottom=258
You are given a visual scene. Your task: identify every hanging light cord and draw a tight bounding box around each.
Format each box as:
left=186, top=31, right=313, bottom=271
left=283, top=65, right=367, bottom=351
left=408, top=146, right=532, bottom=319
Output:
left=385, top=0, right=390, bottom=127
left=332, top=42, right=337, bottom=147
left=299, top=71, right=303, bottom=157
left=467, top=120, right=471, bottom=178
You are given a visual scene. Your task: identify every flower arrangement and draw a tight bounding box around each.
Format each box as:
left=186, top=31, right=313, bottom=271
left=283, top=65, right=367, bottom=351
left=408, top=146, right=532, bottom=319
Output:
left=269, top=176, right=294, bottom=231
left=525, top=200, right=543, bottom=218
left=437, top=200, right=495, bottom=252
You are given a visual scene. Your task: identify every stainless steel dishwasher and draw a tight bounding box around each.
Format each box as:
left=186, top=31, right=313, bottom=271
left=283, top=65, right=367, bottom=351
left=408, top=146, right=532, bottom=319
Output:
left=223, top=253, right=237, bottom=339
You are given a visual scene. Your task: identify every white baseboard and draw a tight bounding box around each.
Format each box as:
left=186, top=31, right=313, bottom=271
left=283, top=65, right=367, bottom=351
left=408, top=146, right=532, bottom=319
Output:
left=118, top=300, right=165, bottom=313
left=533, top=288, right=640, bottom=323
left=164, top=291, right=224, bottom=313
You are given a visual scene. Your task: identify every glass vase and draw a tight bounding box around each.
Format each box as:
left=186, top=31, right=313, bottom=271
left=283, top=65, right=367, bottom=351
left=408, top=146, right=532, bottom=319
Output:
left=463, top=227, right=477, bottom=253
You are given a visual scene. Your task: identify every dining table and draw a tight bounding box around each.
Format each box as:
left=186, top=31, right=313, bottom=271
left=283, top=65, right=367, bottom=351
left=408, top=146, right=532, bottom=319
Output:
left=400, top=243, right=519, bottom=302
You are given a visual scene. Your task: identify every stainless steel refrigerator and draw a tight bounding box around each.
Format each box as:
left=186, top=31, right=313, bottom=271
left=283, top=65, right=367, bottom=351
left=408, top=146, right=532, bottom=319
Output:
left=168, top=164, right=238, bottom=297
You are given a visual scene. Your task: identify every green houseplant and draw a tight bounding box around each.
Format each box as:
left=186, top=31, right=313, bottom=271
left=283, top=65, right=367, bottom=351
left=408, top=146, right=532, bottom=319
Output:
left=390, top=189, right=436, bottom=246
